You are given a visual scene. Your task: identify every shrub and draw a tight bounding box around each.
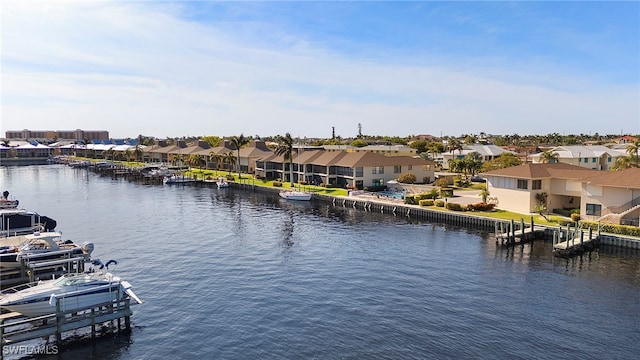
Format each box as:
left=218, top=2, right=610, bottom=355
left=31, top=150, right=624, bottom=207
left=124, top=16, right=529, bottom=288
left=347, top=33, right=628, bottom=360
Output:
left=404, top=195, right=417, bottom=205
left=273, top=181, right=283, bottom=187
left=419, top=199, right=434, bottom=207
left=397, top=173, right=417, bottom=184
left=434, top=177, right=449, bottom=188
left=570, top=213, right=581, bottom=222
left=553, top=208, right=572, bottom=217
left=558, top=219, right=575, bottom=226
left=435, top=200, right=445, bottom=207
left=440, top=188, right=454, bottom=197
left=580, top=221, right=640, bottom=237
left=446, top=202, right=463, bottom=211
left=466, top=202, right=495, bottom=211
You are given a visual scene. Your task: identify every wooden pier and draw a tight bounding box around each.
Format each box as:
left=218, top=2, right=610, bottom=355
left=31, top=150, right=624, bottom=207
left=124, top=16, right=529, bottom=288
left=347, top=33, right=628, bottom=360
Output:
left=494, top=218, right=547, bottom=246
left=0, top=297, right=135, bottom=359
left=552, top=225, right=600, bottom=257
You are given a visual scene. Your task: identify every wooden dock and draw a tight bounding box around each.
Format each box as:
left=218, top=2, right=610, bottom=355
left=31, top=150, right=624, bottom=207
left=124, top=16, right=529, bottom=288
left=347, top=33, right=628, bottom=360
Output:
left=553, top=226, right=600, bottom=257
left=494, top=218, right=547, bottom=246
left=0, top=297, right=135, bottom=359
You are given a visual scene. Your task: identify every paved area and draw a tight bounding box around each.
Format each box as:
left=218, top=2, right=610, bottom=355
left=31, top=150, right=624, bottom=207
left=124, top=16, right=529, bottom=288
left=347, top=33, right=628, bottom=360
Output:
left=349, top=188, right=483, bottom=206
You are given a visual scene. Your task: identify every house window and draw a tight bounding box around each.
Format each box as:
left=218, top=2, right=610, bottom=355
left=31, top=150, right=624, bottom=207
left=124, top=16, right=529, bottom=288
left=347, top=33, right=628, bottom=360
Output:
left=532, top=180, right=542, bottom=190
left=394, top=165, right=402, bottom=173
left=607, top=157, right=611, bottom=163
left=355, top=167, right=363, bottom=177
left=586, top=203, right=602, bottom=216
left=408, top=165, right=412, bottom=170
left=517, top=179, right=528, bottom=190
left=372, top=166, right=384, bottom=174
left=423, top=164, right=431, bottom=171
left=592, top=157, right=596, bottom=163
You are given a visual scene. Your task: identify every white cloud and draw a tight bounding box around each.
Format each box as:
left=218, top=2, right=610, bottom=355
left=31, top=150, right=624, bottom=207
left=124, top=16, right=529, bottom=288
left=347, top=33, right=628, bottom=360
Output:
left=2, top=1, right=638, bottom=139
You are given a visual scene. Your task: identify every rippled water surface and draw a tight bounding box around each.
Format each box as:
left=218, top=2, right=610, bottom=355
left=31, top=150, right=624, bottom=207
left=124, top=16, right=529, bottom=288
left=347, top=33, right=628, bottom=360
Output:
left=1, top=165, right=639, bottom=359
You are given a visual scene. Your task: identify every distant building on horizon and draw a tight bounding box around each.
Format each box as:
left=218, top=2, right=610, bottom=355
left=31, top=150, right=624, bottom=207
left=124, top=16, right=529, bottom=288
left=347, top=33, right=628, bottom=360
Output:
left=5, top=129, right=109, bottom=142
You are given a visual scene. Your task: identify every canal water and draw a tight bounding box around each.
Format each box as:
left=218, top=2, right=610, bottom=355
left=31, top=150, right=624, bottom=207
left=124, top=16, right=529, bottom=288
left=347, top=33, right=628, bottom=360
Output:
left=1, top=165, right=639, bottom=359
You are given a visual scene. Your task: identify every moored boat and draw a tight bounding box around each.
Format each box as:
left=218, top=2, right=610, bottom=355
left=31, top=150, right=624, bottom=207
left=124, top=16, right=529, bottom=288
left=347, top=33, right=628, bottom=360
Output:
left=0, top=261, right=142, bottom=316
left=1, top=208, right=57, bottom=237
left=216, top=178, right=230, bottom=188
left=0, top=190, right=19, bottom=209
left=163, top=175, right=196, bottom=185
left=0, top=231, right=93, bottom=269
left=279, top=190, right=312, bottom=201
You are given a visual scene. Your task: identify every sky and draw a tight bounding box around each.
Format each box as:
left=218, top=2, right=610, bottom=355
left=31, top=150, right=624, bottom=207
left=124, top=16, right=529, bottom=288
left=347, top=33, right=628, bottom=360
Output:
left=1, top=1, right=639, bottom=140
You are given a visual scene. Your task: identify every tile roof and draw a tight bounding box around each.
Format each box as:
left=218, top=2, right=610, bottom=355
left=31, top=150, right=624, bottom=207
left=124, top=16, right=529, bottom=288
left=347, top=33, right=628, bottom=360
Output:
left=481, top=163, right=598, bottom=179
left=582, top=168, right=640, bottom=188
left=482, top=163, right=640, bottom=189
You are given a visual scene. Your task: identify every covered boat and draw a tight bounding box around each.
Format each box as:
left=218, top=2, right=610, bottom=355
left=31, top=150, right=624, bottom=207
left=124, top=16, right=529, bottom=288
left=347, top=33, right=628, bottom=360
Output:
left=1, top=208, right=57, bottom=236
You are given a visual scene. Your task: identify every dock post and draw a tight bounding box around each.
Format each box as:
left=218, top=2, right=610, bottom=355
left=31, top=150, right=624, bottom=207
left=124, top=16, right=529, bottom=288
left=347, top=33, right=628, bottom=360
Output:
left=55, top=298, right=63, bottom=344
left=91, top=308, right=96, bottom=339
left=1, top=318, right=4, bottom=360
left=521, top=218, right=525, bottom=241
left=510, top=219, right=515, bottom=245
left=125, top=298, right=131, bottom=330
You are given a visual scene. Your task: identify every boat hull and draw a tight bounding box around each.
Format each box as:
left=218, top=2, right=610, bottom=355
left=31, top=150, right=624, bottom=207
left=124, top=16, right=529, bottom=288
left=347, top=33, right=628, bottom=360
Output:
left=0, top=283, right=124, bottom=317
left=279, top=191, right=312, bottom=201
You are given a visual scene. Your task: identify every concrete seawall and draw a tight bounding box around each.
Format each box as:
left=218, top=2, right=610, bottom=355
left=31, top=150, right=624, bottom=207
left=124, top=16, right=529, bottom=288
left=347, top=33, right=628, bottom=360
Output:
left=231, top=181, right=640, bottom=250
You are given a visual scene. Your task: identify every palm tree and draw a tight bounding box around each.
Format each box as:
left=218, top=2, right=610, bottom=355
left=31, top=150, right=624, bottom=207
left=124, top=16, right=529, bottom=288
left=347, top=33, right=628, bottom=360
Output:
left=124, top=149, right=132, bottom=162
left=187, top=154, right=204, bottom=170
left=539, top=150, right=559, bottom=164
left=626, top=139, right=639, bottom=167
left=464, top=152, right=483, bottom=177
left=446, top=138, right=463, bottom=155
left=230, top=134, right=249, bottom=179
left=169, top=153, right=181, bottom=166
left=208, top=151, right=223, bottom=171
left=134, top=144, right=143, bottom=163
left=224, top=151, right=236, bottom=175
left=611, top=155, right=633, bottom=171
left=274, top=133, right=295, bottom=186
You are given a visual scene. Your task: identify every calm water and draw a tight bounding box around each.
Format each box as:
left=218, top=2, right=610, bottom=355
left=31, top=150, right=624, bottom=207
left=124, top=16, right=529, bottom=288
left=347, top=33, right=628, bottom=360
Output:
left=1, top=165, right=639, bottom=359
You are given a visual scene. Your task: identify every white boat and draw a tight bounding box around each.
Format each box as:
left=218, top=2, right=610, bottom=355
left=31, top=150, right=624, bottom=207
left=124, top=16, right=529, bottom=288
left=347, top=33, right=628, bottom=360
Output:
left=163, top=175, right=196, bottom=185
left=0, top=199, right=19, bottom=209
left=0, top=231, right=93, bottom=269
left=0, top=191, right=19, bottom=209
left=279, top=190, right=312, bottom=201
left=1, top=208, right=57, bottom=237
left=0, top=261, right=142, bottom=317
left=216, top=178, right=229, bottom=188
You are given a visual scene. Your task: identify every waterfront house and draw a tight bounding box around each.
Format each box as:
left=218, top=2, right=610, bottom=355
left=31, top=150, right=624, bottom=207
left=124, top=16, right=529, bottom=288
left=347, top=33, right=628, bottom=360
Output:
left=255, top=150, right=435, bottom=189
left=482, top=163, right=640, bottom=226
left=438, top=144, right=515, bottom=169
left=528, top=145, right=626, bottom=170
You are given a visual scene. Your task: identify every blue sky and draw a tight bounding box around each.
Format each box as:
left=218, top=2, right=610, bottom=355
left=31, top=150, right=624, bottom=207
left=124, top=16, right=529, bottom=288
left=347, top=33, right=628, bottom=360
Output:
left=2, top=0, right=638, bottom=139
